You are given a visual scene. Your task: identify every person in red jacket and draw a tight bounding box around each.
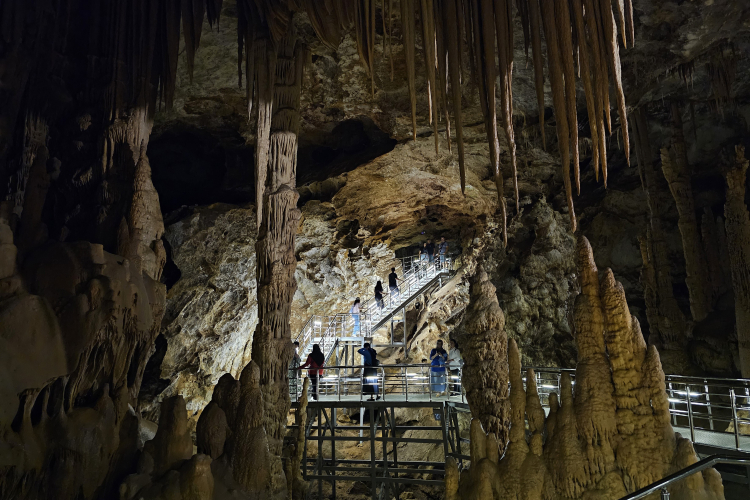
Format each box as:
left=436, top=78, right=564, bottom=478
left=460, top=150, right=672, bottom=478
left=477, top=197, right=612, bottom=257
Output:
left=298, top=344, right=325, bottom=400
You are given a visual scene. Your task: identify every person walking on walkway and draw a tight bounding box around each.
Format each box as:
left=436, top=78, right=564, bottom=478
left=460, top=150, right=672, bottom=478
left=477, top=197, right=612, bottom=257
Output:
left=289, top=341, right=301, bottom=399
left=388, top=267, right=401, bottom=301
left=429, top=340, right=448, bottom=395
left=419, top=242, right=429, bottom=278
left=374, top=281, right=384, bottom=315
left=358, top=342, right=380, bottom=400
left=350, top=298, right=361, bottom=335
left=446, top=338, right=463, bottom=395
left=438, top=236, right=448, bottom=268
left=298, top=344, right=325, bottom=400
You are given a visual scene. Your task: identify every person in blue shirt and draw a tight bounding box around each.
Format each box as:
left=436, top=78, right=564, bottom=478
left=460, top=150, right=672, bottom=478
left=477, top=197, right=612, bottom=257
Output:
left=429, top=339, right=448, bottom=395
left=358, top=342, right=379, bottom=400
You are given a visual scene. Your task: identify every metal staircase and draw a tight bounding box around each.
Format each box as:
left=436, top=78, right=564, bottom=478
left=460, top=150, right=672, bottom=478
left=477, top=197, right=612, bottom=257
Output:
left=293, top=255, right=455, bottom=369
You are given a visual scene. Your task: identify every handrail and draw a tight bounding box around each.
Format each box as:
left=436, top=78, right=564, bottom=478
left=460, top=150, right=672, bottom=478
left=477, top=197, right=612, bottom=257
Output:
left=619, top=455, right=750, bottom=499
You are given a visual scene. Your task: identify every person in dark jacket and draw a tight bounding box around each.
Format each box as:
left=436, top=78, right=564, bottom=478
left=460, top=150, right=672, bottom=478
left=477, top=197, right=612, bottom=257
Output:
left=298, top=344, right=325, bottom=400
left=358, top=342, right=380, bottom=400
left=374, top=280, right=385, bottom=315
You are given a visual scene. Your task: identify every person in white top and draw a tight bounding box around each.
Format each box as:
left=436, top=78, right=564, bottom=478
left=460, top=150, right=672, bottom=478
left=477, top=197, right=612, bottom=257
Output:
left=350, top=298, right=361, bottom=335
left=446, top=338, right=463, bottom=395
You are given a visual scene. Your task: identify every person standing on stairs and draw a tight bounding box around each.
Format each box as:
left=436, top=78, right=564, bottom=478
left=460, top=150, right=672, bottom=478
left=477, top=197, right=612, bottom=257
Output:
left=438, top=236, right=448, bottom=269
left=446, top=338, right=463, bottom=396
left=350, top=297, right=361, bottom=335
left=429, top=340, right=448, bottom=396
left=419, top=242, right=429, bottom=278
left=374, top=281, right=384, bottom=315
left=358, top=342, right=380, bottom=400
left=298, top=344, right=325, bottom=400
left=388, top=267, right=402, bottom=301
left=425, top=239, right=435, bottom=264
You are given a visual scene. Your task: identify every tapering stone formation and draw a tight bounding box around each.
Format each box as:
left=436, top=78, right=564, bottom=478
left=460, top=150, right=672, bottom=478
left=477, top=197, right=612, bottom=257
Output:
left=447, top=236, right=725, bottom=499
left=456, top=266, right=510, bottom=447
left=723, top=145, right=750, bottom=378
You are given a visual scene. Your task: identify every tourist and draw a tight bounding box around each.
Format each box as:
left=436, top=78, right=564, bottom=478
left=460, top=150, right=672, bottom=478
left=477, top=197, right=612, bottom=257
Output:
left=298, top=344, right=325, bottom=400
left=425, top=239, right=435, bottom=264
left=419, top=242, right=429, bottom=278
left=358, top=342, right=380, bottom=400
left=446, top=338, right=463, bottom=395
left=350, top=297, right=361, bottom=335
left=429, top=340, right=448, bottom=395
left=438, top=236, right=448, bottom=268
left=289, top=341, right=301, bottom=400
left=374, top=281, right=384, bottom=314
left=388, top=267, right=401, bottom=300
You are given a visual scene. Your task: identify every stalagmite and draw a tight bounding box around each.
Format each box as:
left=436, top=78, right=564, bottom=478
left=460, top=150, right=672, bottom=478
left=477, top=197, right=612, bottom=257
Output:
left=661, top=104, right=711, bottom=321
left=449, top=236, right=725, bottom=499
left=723, top=145, right=750, bottom=378
left=287, top=377, right=310, bottom=499
left=456, top=267, right=509, bottom=445
left=196, top=401, right=228, bottom=460
left=143, top=396, right=193, bottom=477
left=231, top=361, right=275, bottom=494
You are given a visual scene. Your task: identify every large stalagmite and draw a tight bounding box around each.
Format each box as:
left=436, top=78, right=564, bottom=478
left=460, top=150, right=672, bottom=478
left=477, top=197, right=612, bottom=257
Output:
left=447, top=236, right=725, bottom=499
left=456, top=266, right=510, bottom=446
left=723, top=145, right=750, bottom=378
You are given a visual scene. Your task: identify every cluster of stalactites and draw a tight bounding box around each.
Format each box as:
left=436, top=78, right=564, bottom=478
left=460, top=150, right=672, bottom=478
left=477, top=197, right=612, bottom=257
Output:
left=234, top=0, right=634, bottom=243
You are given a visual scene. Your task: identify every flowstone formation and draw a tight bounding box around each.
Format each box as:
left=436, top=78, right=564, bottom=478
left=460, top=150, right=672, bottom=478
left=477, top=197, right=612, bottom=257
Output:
left=447, top=237, right=724, bottom=499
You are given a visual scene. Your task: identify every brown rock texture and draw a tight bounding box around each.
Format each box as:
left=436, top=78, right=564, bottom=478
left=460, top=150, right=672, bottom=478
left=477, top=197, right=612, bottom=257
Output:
left=447, top=236, right=725, bottom=499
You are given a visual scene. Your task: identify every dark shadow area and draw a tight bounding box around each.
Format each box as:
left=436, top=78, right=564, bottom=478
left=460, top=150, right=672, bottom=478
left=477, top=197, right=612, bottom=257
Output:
left=148, top=124, right=255, bottom=213
left=139, top=334, right=171, bottom=402
left=297, top=117, right=396, bottom=186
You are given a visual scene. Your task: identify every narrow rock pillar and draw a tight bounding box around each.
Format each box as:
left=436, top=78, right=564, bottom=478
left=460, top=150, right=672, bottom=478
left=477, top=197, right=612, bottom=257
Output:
left=723, top=145, right=750, bottom=377
left=250, top=23, right=305, bottom=456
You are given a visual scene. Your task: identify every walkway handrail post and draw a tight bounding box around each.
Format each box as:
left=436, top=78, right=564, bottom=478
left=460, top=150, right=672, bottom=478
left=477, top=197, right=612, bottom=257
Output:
left=731, top=388, right=740, bottom=450
left=686, top=384, right=695, bottom=443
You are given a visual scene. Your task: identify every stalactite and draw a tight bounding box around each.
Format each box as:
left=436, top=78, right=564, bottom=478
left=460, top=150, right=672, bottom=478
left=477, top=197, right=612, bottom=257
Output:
left=599, top=0, right=630, bottom=166
left=723, top=145, right=750, bottom=378
left=527, top=0, right=546, bottom=150
left=400, top=0, right=418, bottom=141
left=585, top=0, right=609, bottom=185
left=182, top=0, right=206, bottom=82
left=443, top=0, right=466, bottom=192
left=555, top=0, right=581, bottom=195
left=625, top=0, right=634, bottom=47
left=572, top=0, right=601, bottom=182
left=420, top=0, right=440, bottom=154
left=495, top=0, right=519, bottom=213
left=661, top=103, right=711, bottom=322
left=540, top=0, right=576, bottom=232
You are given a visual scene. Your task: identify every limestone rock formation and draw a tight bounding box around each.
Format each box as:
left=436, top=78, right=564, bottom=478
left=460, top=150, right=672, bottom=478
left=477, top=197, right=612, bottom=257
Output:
left=723, top=145, right=750, bottom=378
left=448, top=236, right=725, bottom=499
left=456, top=266, right=510, bottom=446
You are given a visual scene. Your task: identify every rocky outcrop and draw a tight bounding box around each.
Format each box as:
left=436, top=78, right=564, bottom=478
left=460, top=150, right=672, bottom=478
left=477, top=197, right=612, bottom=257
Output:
left=447, top=236, right=725, bottom=499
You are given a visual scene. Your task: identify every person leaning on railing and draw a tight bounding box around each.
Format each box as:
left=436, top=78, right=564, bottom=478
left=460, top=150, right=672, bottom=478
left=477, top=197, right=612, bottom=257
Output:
left=358, top=343, right=380, bottom=401
left=298, top=344, right=325, bottom=401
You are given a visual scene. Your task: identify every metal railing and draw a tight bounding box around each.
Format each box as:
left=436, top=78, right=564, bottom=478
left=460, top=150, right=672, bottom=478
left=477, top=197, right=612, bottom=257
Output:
left=291, top=363, right=465, bottom=404
left=292, top=365, right=750, bottom=453
left=620, top=455, right=750, bottom=499
left=293, top=254, right=455, bottom=367
left=358, top=256, right=453, bottom=338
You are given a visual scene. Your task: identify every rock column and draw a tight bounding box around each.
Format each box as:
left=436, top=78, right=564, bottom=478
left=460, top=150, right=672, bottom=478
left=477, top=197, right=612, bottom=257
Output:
left=250, top=22, right=305, bottom=457
left=723, top=145, right=750, bottom=377
left=660, top=104, right=711, bottom=322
